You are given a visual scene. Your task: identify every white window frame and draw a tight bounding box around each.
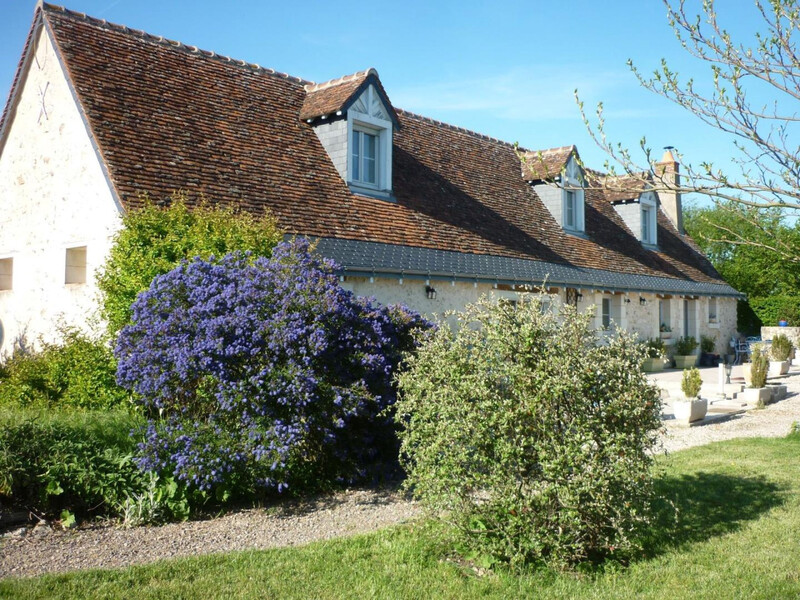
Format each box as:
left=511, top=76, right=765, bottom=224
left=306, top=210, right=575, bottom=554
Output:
left=708, top=297, right=719, bottom=326
left=347, top=85, right=393, bottom=196
left=0, top=257, right=12, bottom=291
left=65, top=246, right=87, bottom=285
left=351, top=127, right=379, bottom=187
left=639, top=192, right=658, bottom=245
left=561, top=156, right=585, bottom=233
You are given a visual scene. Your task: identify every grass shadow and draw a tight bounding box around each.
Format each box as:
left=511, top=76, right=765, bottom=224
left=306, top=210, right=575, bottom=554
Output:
left=641, top=471, right=787, bottom=557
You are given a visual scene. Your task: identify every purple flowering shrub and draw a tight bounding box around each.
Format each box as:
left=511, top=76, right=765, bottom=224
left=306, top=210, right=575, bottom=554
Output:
left=115, top=239, right=430, bottom=497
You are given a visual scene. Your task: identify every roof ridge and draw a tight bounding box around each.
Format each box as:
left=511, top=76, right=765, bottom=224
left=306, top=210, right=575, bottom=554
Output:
left=524, top=144, right=576, bottom=156
left=305, top=68, right=376, bottom=92
left=395, top=108, right=530, bottom=150
left=41, top=3, right=313, bottom=86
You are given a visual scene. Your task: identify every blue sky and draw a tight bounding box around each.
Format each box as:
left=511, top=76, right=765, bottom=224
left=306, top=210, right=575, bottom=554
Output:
left=0, top=0, right=762, bottom=203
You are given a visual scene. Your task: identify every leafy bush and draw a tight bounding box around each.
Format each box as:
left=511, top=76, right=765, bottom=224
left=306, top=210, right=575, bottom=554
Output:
left=681, top=368, right=702, bottom=398
left=674, top=336, right=699, bottom=355
left=394, top=296, right=663, bottom=568
left=749, top=345, right=769, bottom=389
left=0, top=410, right=145, bottom=519
left=116, top=239, right=431, bottom=499
left=749, top=295, right=800, bottom=327
left=771, top=334, right=793, bottom=361
left=700, top=335, right=716, bottom=354
left=97, top=196, right=282, bottom=336
left=645, top=337, right=666, bottom=358
left=0, top=330, right=130, bottom=411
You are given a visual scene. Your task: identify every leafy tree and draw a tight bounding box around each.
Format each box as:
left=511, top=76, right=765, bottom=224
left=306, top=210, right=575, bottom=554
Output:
left=579, top=0, right=800, bottom=262
left=683, top=201, right=800, bottom=297
left=97, top=195, right=282, bottom=336
left=115, top=239, right=431, bottom=499
left=395, top=297, right=663, bottom=568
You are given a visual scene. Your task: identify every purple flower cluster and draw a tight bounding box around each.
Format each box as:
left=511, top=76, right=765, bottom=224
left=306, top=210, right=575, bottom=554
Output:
left=116, top=239, right=430, bottom=495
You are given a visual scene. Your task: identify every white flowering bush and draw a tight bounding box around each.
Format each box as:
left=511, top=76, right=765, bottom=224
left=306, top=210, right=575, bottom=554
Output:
left=395, top=296, right=663, bottom=568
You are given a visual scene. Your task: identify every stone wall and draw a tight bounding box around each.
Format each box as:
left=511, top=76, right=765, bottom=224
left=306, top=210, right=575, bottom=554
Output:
left=0, top=28, right=121, bottom=355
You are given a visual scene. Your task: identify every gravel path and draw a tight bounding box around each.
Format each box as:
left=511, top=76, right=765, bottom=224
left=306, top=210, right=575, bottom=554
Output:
left=3, top=380, right=800, bottom=580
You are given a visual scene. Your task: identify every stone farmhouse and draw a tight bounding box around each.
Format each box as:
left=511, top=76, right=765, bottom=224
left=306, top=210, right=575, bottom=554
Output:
left=0, top=3, right=742, bottom=357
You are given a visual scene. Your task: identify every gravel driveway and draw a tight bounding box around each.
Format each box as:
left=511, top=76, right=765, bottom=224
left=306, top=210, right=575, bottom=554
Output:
left=3, top=383, right=800, bottom=580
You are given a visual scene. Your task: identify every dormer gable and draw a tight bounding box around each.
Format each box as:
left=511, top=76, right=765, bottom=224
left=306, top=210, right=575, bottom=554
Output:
left=522, top=147, right=586, bottom=235
left=605, top=177, right=659, bottom=248
left=302, top=68, right=398, bottom=200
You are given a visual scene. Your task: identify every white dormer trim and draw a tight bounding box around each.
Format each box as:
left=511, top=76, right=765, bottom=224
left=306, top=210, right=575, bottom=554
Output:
left=639, top=191, right=658, bottom=247
left=561, top=156, right=585, bottom=233
left=347, top=85, right=393, bottom=199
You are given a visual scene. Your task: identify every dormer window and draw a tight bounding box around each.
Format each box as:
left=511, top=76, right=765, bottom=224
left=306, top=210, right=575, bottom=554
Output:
left=347, top=85, right=393, bottom=198
left=561, top=157, right=585, bottom=233
left=639, top=193, right=658, bottom=246
left=352, top=127, right=378, bottom=186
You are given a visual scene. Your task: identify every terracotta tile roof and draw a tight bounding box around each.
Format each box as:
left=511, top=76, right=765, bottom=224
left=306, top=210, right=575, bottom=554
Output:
left=22, top=3, right=728, bottom=289
left=520, top=146, right=576, bottom=181
left=598, top=174, right=651, bottom=203
left=300, top=69, right=372, bottom=121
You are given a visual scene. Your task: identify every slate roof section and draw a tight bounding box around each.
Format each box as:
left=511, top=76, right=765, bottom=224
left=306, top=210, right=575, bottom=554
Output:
left=18, top=3, right=737, bottom=296
left=315, top=237, right=743, bottom=297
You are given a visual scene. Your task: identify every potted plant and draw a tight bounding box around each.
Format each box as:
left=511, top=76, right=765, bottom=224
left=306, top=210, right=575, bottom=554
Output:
left=699, top=335, right=719, bottom=367
left=642, top=338, right=667, bottom=372
left=660, top=323, right=672, bottom=339
left=769, top=333, right=792, bottom=376
left=674, top=367, right=707, bottom=423
left=673, top=336, right=699, bottom=368
left=742, top=345, right=771, bottom=407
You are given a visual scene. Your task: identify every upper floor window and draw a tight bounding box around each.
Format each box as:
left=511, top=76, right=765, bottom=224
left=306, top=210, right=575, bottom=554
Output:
left=640, top=194, right=658, bottom=246
left=561, top=157, right=585, bottom=233
left=65, top=246, right=87, bottom=285
left=347, top=85, right=394, bottom=198
left=0, top=258, right=12, bottom=291
left=352, top=128, right=378, bottom=186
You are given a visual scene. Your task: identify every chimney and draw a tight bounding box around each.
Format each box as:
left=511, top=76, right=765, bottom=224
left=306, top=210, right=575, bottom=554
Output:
left=655, top=148, right=683, bottom=234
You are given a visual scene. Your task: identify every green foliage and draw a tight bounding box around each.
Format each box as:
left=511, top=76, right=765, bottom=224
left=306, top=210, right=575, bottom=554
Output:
left=681, top=368, right=702, bottom=399
left=700, top=335, right=715, bottom=354
left=645, top=337, right=666, bottom=358
left=684, top=203, right=800, bottom=299
left=749, top=346, right=769, bottom=389
left=0, top=330, right=130, bottom=411
left=749, top=295, right=800, bottom=327
left=674, top=336, right=698, bottom=355
left=395, top=296, right=663, bottom=568
left=737, top=299, right=762, bottom=336
left=0, top=410, right=145, bottom=519
left=771, top=334, right=793, bottom=362
left=97, top=195, right=282, bottom=336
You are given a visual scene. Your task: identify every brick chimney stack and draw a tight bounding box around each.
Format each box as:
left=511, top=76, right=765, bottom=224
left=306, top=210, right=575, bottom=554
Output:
left=655, top=148, right=683, bottom=234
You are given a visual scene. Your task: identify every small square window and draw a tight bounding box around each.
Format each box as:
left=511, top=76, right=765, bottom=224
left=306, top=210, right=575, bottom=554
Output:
left=65, top=246, right=87, bottom=285
left=708, top=297, right=718, bottom=322
left=0, top=258, right=12, bottom=291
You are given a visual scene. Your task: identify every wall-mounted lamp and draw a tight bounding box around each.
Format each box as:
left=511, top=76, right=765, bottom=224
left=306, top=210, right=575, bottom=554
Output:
left=624, top=298, right=632, bottom=304
left=576, top=292, right=584, bottom=302
left=639, top=297, right=647, bottom=306
left=425, top=285, right=437, bottom=300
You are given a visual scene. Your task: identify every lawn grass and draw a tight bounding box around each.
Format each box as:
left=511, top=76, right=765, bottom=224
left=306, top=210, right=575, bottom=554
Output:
left=2, top=435, right=800, bottom=599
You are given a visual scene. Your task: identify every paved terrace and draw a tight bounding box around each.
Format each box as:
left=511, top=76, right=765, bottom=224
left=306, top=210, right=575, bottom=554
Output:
left=649, top=362, right=800, bottom=452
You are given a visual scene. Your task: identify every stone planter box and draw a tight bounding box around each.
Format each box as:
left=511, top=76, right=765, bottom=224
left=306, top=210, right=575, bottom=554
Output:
left=768, top=360, right=790, bottom=377
left=767, top=384, right=788, bottom=401
left=673, top=397, right=708, bottom=423
left=740, top=387, right=772, bottom=406
left=673, top=355, right=698, bottom=369
left=642, top=357, right=665, bottom=372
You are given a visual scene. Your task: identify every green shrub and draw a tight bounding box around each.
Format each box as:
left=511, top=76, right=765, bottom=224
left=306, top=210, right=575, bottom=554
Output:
left=97, top=195, right=282, bottom=336
left=395, top=296, right=663, bottom=568
left=771, top=334, right=793, bottom=361
left=681, top=368, right=703, bottom=398
left=0, top=410, right=145, bottom=519
left=645, top=337, right=666, bottom=358
left=675, top=336, right=699, bottom=355
left=0, top=330, right=130, bottom=411
left=749, top=346, right=769, bottom=389
left=749, top=295, right=800, bottom=327
left=700, top=335, right=716, bottom=354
